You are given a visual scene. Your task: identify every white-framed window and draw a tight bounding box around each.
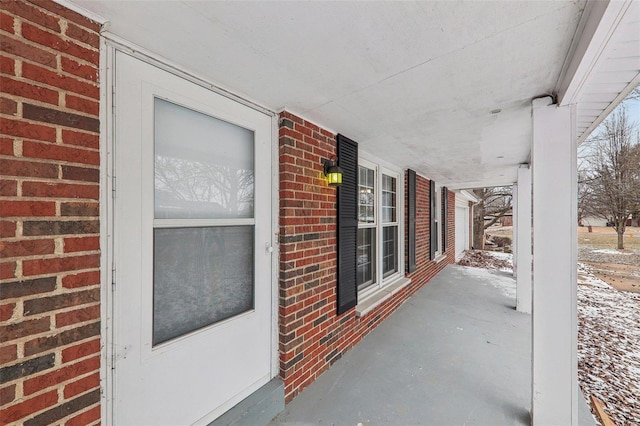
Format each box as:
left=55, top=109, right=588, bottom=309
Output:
left=434, top=184, right=443, bottom=256
left=357, top=157, right=403, bottom=298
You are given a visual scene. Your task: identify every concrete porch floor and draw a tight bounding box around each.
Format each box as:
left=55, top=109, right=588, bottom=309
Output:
left=271, top=264, right=595, bottom=426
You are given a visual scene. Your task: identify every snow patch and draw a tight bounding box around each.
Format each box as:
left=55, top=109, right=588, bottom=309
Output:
left=458, top=265, right=516, bottom=299
left=577, top=262, right=640, bottom=425
left=485, top=251, right=513, bottom=261
left=592, top=248, right=632, bottom=255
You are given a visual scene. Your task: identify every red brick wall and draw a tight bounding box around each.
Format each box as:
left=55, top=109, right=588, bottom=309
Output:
left=447, top=189, right=455, bottom=256
left=404, top=174, right=455, bottom=289
left=278, top=111, right=454, bottom=402
left=0, top=1, right=101, bottom=424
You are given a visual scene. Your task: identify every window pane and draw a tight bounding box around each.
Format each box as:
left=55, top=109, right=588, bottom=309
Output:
left=357, top=228, right=376, bottom=289
left=358, top=166, right=375, bottom=223
left=382, top=226, right=397, bottom=277
left=154, top=98, right=254, bottom=219
left=153, top=226, right=254, bottom=345
left=382, top=174, right=396, bottom=223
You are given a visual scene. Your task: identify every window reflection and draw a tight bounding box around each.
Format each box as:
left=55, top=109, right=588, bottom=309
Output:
left=154, top=98, right=255, bottom=219
left=155, top=156, right=254, bottom=219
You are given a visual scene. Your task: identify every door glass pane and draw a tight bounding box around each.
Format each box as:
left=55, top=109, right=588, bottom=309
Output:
left=357, top=228, right=376, bottom=290
left=153, top=226, right=254, bottom=346
left=358, top=166, right=375, bottom=223
left=382, top=174, right=396, bottom=223
left=154, top=98, right=255, bottom=219
left=383, top=225, right=397, bottom=277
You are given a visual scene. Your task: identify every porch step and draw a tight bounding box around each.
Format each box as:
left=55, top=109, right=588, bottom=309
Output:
left=208, top=379, right=284, bottom=426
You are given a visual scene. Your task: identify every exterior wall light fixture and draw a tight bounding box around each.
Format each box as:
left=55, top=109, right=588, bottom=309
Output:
left=322, top=157, right=343, bottom=187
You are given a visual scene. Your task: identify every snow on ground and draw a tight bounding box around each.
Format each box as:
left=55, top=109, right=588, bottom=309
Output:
left=592, top=248, right=633, bottom=255
left=457, top=261, right=516, bottom=299
left=579, top=246, right=640, bottom=266
left=577, top=263, right=640, bottom=425
left=483, top=251, right=512, bottom=261
left=457, top=250, right=640, bottom=425
left=457, top=250, right=512, bottom=272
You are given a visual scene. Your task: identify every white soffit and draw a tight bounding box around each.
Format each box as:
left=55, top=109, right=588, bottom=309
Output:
left=556, top=0, right=640, bottom=143
left=575, top=1, right=640, bottom=142
left=71, top=0, right=589, bottom=188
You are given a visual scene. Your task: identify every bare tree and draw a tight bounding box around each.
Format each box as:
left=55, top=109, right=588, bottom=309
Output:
left=577, top=166, right=593, bottom=226
left=471, top=186, right=512, bottom=249
left=580, top=107, right=640, bottom=249
left=625, top=85, right=640, bottom=101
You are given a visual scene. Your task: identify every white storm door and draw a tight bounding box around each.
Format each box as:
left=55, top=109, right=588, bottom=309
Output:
left=455, top=206, right=467, bottom=259
left=113, top=51, right=273, bottom=425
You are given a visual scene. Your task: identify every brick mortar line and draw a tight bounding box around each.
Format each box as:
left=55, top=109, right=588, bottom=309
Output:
left=0, top=287, right=101, bottom=307
left=0, top=96, right=100, bottom=120
left=1, top=371, right=100, bottom=415
left=58, top=400, right=101, bottom=425
left=6, top=333, right=100, bottom=365
left=0, top=132, right=100, bottom=144
left=0, top=221, right=99, bottom=226
left=1, top=5, right=100, bottom=36
left=11, top=177, right=99, bottom=187
left=0, top=57, right=99, bottom=92
left=0, top=75, right=99, bottom=108
left=0, top=267, right=100, bottom=285
left=27, top=354, right=101, bottom=381
left=0, top=234, right=100, bottom=240
left=1, top=328, right=100, bottom=359
left=21, top=261, right=101, bottom=276
left=1, top=250, right=101, bottom=262
left=0, top=146, right=101, bottom=162
left=0, top=203, right=99, bottom=209
left=2, top=323, right=100, bottom=366
left=0, top=16, right=100, bottom=53
left=0, top=139, right=100, bottom=156
left=1, top=187, right=100, bottom=195
left=0, top=126, right=99, bottom=140
left=0, top=174, right=101, bottom=183
left=22, top=1, right=101, bottom=34
left=2, top=112, right=99, bottom=133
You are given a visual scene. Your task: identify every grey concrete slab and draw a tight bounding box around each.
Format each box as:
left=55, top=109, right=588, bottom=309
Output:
left=271, top=265, right=596, bottom=426
left=211, top=378, right=284, bottom=426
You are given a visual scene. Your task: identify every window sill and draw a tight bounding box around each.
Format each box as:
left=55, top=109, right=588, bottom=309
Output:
left=435, top=253, right=447, bottom=263
left=355, top=276, right=411, bottom=317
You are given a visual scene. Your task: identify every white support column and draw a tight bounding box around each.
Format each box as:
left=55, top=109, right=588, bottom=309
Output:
left=516, top=166, right=531, bottom=314
left=531, top=97, right=578, bottom=425
left=512, top=183, right=518, bottom=278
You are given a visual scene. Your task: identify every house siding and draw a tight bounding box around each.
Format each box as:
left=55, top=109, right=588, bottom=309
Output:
left=278, top=111, right=455, bottom=402
left=0, top=1, right=101, bottom=425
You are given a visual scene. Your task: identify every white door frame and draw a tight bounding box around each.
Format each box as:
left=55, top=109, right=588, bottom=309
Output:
left=455, top=195, right=470, bottom=260
left=98, top=35, right=280, bottom=425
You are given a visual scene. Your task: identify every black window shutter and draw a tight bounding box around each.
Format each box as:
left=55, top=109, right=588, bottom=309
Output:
left=336, top=134, right=358, bottom=315
left=430, top=180, right=437, bottom=260
left=442, top=187, right=448, bottom=252
left=407, top=170, right=416, bottom=273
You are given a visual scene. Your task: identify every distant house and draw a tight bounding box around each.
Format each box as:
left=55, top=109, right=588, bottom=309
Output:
left=579, top=214, right=639, bottom=228
left=484, top=211, right=513, bottom=227
left=580, top=216, right=609, bottom=227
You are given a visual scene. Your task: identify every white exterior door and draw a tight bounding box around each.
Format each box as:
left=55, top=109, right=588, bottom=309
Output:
left=455, top=206, right=468, bottom=260
left=112, top=52, right=273, bottom=425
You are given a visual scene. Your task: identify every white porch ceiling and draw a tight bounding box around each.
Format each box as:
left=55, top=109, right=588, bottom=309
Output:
left=69, top=0, right=638, bottom=189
